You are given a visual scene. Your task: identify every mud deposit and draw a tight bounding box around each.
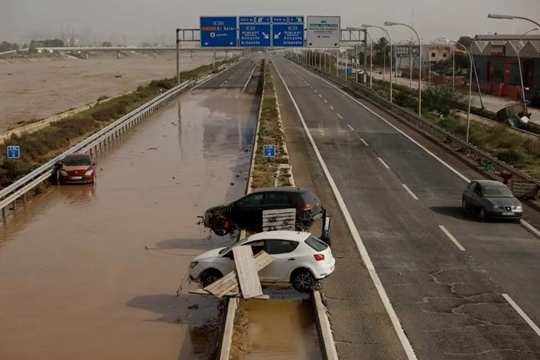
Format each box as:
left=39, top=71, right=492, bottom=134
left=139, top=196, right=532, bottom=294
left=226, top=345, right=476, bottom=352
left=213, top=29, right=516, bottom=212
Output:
left=0, top=86, right=258, bottom=359
left=236, top=289, right=322, bottom=360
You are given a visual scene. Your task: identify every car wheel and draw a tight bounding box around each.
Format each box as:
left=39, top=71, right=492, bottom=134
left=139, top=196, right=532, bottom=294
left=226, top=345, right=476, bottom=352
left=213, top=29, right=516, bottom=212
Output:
left=212, top=216, right=231, bottom=236
left=291, top=269, right=315, bottom=293
left=478, top=208, right=486, bottom=222
left=201, top=269, right=223, bottom=287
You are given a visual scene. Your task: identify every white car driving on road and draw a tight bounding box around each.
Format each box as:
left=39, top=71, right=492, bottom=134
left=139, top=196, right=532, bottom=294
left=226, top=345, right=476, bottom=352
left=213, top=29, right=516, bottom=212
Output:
left=188, top=231, right=335, bottom=293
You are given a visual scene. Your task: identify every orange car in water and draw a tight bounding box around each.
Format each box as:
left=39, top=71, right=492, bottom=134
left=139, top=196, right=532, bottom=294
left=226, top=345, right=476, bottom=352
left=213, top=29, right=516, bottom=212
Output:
left=55, top=153, right=96, bottom=185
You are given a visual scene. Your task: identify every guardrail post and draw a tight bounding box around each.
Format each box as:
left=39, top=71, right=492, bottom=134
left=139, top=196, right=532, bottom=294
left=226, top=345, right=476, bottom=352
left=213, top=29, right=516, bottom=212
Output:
left=12, top=200, right=16, bottom=211
left=1, top=207, right=5, bottom=219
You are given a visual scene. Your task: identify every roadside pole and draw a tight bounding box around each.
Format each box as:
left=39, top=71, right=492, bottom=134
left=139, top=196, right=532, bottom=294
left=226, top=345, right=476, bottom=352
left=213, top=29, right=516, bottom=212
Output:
left=176, top=28, right=180, bottom=85
left=213, top=48, right=216, bottom=71
left=363, top=30, right=368, bottom=84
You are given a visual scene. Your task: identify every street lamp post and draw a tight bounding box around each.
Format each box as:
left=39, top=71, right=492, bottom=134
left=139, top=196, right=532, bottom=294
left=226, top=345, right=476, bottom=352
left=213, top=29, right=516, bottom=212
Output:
left=488, top=14, right=540, bottom=28
left=517, top=28, right=539, bottom=115
left=449, top=41, right=475, bottom=143
left=385, top=21, right=422, bottom=117
left=362, top=24, right=394, bottom=102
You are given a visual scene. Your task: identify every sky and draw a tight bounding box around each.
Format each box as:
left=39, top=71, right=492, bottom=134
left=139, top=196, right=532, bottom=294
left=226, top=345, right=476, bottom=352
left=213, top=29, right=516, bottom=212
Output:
left=1, top=0, right=539, bottom=45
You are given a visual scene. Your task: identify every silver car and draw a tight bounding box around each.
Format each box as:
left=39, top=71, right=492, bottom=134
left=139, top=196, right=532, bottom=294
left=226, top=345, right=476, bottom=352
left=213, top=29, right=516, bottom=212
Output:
left=462, top=180, right=523, bottom=222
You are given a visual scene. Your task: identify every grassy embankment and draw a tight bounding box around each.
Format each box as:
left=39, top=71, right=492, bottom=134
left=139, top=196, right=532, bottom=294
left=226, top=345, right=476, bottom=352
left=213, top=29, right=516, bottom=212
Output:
left=0, top=57, right=237, bottom=189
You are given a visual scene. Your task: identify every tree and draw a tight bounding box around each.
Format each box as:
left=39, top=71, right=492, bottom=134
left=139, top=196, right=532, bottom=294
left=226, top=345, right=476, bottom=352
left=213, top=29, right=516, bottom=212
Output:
left=102, top=41, right=112, bottom=47
left=458, top=36, right=474, bottom=49
left=141, top=42, right=151, bottom=47
left=373, top=37, right=390, bottom=65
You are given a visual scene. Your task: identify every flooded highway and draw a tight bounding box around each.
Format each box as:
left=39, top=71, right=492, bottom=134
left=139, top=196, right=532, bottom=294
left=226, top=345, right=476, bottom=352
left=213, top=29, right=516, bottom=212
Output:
left=0, top=81, right=259, bottom=359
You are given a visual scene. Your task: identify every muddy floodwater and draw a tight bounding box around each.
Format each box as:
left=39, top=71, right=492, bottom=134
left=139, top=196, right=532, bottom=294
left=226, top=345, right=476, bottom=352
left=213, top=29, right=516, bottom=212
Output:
left=242, top=290, right=322, bottom=360
left=0, top=86, right=258, bottom=359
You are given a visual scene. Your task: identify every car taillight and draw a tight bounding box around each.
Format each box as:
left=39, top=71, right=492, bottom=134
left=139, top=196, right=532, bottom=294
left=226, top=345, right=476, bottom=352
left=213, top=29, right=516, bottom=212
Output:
left=314, top=254, right=325, bottom=261
left=301, top=204, right=315, bottom=211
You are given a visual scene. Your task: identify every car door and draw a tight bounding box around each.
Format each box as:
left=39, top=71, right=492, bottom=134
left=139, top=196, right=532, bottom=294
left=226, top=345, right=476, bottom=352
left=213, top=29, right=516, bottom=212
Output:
left=230, top=193, right=266, bottom=229
left=470, top=183, right=484, bottom=209
left=259, top=239, right=300, bottom=282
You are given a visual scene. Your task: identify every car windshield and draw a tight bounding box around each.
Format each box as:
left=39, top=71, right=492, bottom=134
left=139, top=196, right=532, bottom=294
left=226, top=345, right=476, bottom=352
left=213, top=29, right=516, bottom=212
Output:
left=218, top=237, right=250, bottom=254
left=483, top=183, right=513, bottom=198
left=64, top=155, right=91, bottom=166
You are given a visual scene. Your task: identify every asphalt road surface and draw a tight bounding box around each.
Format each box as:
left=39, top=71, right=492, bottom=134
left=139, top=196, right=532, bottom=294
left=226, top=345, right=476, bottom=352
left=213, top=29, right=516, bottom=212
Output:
left=273, top=55, right=540, bottom=360
left=197, top=56, right=261, bottom=91
left=0, top=59, right=260, bottom=360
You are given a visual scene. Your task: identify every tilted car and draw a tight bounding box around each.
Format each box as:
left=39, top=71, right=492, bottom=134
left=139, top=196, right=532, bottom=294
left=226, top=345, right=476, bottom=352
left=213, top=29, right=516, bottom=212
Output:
left=188, top=231, right=335, bottom=293
left=54, top=153, right=97, bottom=184
left=462, top=180, right=523, bottom=222
left=203, top=187, right=330, bottom=239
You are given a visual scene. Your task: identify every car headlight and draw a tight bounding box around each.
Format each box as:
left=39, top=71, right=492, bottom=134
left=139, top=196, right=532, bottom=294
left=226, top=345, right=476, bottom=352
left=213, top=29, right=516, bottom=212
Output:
left=60, top=170, right=68, bottom=176
left=514, top=206, right=523, bottom=211
left=85, top=169, right=94, bottom=176
left=492, top=205, right=501, bottom=209
left=189, top=261, right=198, bottom=269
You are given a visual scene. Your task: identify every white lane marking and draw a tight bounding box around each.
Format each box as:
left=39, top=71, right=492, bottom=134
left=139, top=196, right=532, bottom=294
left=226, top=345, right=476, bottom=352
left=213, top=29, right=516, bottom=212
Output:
left=324, top=99, right=328, bottom=104
left=337, top=114, right=344, bottom=120
left=274, top=59, right=418, bottom=360
left=314, top=90, right=318, bottom=93
left=402, top=184, right=419, bottom=201
left=242, top=60, right=259, bottom=93
left=286, top=58, right=469, bottom=183
left=330, top=106, right=335, bottom=111
left=360, top=138, right=370, bottom=147
left=378, top=157, right=391, bottom=170
left=503, top=294, right=540, bottom=338
left=439, top=225, right=466, bottom=251
left=347, top=124, right=355, bottom=131
left=319, top=94, right=323, bottom=98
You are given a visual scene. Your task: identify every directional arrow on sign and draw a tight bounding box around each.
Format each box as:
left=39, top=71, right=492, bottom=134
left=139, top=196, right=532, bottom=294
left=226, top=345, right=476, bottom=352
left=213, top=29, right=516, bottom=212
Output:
left=262, top=32, right=269, bottom=39
left=274, top=32, right=281, bottom=40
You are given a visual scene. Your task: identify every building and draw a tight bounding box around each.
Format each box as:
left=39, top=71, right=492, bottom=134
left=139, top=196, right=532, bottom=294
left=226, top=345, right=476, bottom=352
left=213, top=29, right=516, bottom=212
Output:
left=471, top=34, right=540, bottom=102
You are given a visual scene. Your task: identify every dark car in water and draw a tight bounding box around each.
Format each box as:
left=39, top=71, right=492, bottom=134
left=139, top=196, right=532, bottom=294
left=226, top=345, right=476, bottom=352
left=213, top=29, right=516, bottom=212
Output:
left=462, top=180, right=523, bottom=222
left=54, top=153, right=97, bottom=185
left=203, top=187, right=331, bottom=242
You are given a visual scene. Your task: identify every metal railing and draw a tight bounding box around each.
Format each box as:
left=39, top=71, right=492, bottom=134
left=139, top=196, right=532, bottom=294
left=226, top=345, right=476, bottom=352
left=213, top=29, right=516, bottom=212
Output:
left=292, top=58, right=540, bottom=187
left=0, top=80, right=193, bottom=217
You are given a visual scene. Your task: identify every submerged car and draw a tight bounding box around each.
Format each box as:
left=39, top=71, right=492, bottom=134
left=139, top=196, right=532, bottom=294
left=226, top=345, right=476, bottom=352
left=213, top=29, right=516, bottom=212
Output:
left=203, top=187, right=328, bottom=237
left=54, top=153, right=96, bottom=184
left=188, top=231, right=336, bottom=292
left=462, top=180, right=523, bottom=222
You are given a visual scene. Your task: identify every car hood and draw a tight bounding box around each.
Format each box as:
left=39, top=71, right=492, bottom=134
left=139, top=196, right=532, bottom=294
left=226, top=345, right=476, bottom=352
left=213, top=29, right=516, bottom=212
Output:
left=62, top=165, right=90, bottom=172
left=193, top=247, right=226, bottom=262
left=486, top=197, right=521, bottom=208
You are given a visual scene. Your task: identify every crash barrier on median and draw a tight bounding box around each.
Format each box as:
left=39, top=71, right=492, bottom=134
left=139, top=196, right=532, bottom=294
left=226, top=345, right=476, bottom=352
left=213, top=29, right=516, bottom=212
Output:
left=294, top=60, right=540, bottom=198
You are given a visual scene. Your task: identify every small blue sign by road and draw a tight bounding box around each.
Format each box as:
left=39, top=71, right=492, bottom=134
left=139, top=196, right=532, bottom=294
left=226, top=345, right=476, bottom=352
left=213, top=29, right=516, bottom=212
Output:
left=7, top=146, right=20, bottom=159
left=263, top=144, right=276, bottom=157
left=273, top=24, right=304, bottom=47
left=240, top=24, right=271, bottom=47
left=200, top=16, right=238, bottom=47
left=272, top=16, right=289, bottom=24
left=288, top=16, right=305, bottom=24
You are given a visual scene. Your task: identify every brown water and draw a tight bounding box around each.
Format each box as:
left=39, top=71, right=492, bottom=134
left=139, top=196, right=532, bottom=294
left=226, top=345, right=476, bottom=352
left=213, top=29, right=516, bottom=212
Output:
left=242, top=289, right=323, bottom=360
left=0, top=87, right=258, bottom=360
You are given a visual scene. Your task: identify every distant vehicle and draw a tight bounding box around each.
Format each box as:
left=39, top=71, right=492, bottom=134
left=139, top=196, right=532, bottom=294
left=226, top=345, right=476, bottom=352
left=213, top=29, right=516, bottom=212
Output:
left=188, top=231, right=336, bottom=292
left=462, top=180, right=523, bottom=222
left=203, top=187, right=330, bottom=240
left=54, top=153, right=96, bottom=185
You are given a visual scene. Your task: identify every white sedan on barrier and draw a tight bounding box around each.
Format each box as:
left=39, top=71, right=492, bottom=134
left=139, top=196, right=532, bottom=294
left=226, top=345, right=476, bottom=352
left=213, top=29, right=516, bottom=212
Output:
left=188, top=231, right=335, bottom=293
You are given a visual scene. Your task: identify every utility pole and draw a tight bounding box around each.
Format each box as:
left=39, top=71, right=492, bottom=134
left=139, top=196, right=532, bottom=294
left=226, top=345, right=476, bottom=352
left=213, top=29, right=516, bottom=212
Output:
left=176, top=28, right=180, bottom=85
left=363, top=30, right=368, bottom=84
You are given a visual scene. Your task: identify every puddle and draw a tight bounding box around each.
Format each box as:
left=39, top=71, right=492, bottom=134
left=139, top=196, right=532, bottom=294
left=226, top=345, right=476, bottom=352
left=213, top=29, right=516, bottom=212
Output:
left=237, top=289, right=323, bottom=360
left=0, top=86, right=259, bottom=359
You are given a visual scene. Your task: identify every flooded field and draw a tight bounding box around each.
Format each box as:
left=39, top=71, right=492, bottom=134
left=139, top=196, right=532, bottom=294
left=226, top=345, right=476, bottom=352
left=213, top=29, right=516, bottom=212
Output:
left=0, top=86, right=258, bottom=360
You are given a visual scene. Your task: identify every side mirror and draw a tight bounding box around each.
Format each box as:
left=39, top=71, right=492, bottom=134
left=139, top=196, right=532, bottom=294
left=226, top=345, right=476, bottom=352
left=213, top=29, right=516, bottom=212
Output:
left=92, top=161, right=97, bottom=166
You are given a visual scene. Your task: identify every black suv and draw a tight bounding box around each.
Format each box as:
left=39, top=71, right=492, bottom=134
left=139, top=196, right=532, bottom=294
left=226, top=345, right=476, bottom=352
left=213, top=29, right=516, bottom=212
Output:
left=203, top=187, right=330, bottom=240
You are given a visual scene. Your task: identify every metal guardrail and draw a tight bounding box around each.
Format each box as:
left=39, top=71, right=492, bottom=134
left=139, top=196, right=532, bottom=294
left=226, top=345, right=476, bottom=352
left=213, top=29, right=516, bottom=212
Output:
left=0, top=80, right=193, bottom=217
left=293, top=59, right=540, bottom=187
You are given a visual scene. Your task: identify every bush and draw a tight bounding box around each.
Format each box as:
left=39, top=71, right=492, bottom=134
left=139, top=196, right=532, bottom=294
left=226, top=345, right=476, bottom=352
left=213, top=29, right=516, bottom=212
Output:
left=495, top=148, right=527, bottom=164
left=393, top=90, right=416, bottom=108
left=422, top=85, right=464, bottom=117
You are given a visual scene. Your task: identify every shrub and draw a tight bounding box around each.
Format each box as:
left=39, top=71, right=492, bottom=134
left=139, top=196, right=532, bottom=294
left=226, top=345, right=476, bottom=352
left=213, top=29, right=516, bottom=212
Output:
left=495, top=148, right=527, bottom=164
left=422, top=85, right=464, bottom=117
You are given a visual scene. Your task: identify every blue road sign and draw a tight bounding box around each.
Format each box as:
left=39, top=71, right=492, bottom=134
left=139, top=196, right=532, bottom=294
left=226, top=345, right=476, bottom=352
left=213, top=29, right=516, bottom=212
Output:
left=7, top=146, right=20, bottom=159
left=239, top=16, right=270, bottom=24
left=263, top=145, right=276, bottom=157
left=272, top=16, right=289, bottom=24
left=273, top=24, right=304, bottom=47
left=240, top=24, right=271, bottom=47
left=288, top=16, right=304, bottom=24
left=200, top=17, right=237, bottom=47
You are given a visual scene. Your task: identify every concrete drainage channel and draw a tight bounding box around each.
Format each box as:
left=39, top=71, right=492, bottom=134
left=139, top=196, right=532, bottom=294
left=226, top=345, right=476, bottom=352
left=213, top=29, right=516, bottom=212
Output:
left=217, top=62, right=337, bottom=360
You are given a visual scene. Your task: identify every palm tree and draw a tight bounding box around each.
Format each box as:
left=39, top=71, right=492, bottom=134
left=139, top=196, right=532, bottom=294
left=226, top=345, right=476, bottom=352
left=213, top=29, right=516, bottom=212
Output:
left=373, top=37, right=390, bottom=65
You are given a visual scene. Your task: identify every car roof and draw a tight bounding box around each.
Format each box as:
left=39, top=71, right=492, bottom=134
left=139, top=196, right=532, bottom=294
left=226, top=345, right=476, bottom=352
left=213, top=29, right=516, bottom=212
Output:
left=473, top=180, right=507, bottom=187
left=251, top=187, right=308, bottom=194
left=247, top=231, right=310, bottom=242
left=65, top=152, right=90, bottom=157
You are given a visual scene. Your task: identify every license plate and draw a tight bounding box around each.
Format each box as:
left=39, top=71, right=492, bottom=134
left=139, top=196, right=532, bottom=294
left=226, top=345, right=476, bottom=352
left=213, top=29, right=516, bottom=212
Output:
left=502, top=212, right=514, bottom=216
left=70, top=176, right=83, bottom=180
